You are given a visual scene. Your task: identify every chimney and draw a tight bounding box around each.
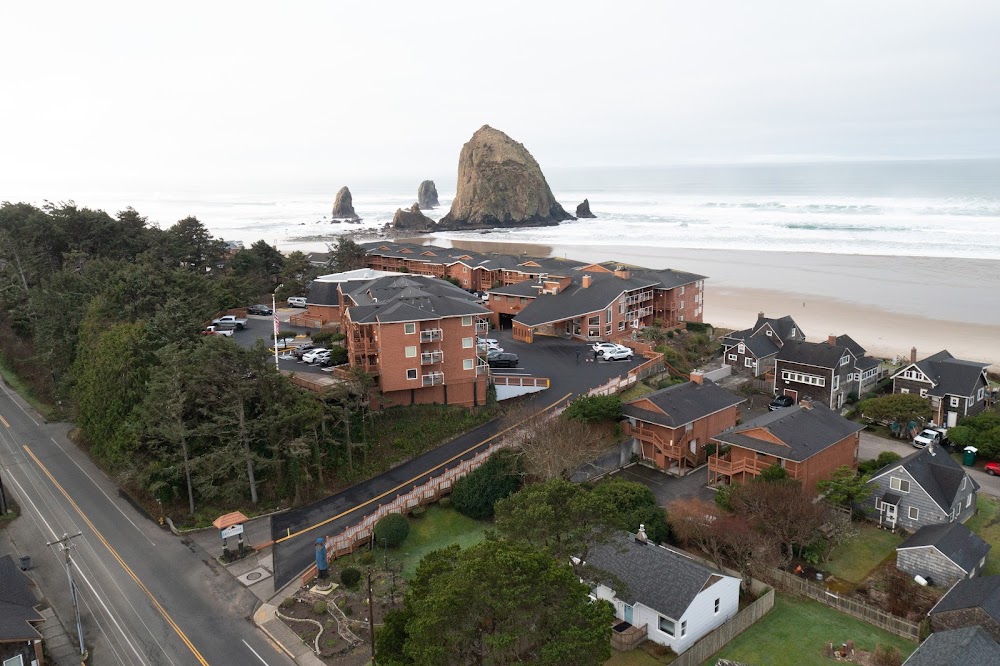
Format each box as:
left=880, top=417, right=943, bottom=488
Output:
left=635, top=524, right=648, bottom=543
left=828, top=335, right=837, bottom=346
left=758, top=311, right=765, bottom=319
left=582, top=274, right=592, bottom=289
left=614, top=266, right=630, bottom=280
left=910, top=347, right=917, bottom=364
left=690, top=370, right=704, bottom=385
left=799, top=398, right=812, bottom=410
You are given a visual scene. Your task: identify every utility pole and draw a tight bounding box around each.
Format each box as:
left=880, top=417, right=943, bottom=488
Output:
left=367, top=569, right=376, bottom=664
left=47, top=532, right=87, bottom=662
left=273, top=283, right=284, bottom=371
left=0, top=469, right=8, bottom=515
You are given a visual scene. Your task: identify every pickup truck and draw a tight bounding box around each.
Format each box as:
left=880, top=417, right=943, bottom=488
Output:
left=201, top=326, right=234, bottom=337
left=211, top=315, right=248, bottom=330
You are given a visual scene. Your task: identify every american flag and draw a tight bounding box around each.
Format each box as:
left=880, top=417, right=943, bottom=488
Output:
left=274, top=311, right=280, bottom=336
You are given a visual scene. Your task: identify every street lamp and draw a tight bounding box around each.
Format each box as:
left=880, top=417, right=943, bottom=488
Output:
left=273, top=284, right=284, bottom=371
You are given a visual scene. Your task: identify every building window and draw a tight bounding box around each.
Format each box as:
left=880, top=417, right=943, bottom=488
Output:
left=588, top=315, right=600, bottom=326
left=605, top=324, right=612, bottom=336
left=462, top=337, right=473, bottom=349
left=619, top=302, right=625, bottom=314
left=765, top=330, right=772, bottom=336
left=908, top=506, right=919, bottom=520
left=962, top=477, right=967, bottom=490
left=680, top=285, right=685, bottom=295
left=463, top=358, right=474, bottom=370
left=714, top=598, right=720, bottom=614
left=744, top=358, right=753, bottom=368
left=840, top=355, right=849, bottom=366
left=679, top=301, right=684, bottom=310
left=781, top=370, right=825, bottom=387
left=405, top=346, right=417, bottom=358
left=404, top=323, right=416, bottom=335
left=679, top=315, right=684, bottom=322
left=658, top=616, right=675, bottom=637
left=462, top=315, right=473, bottom=326
left=979, top=388, right=985, bottom=401
left=728, top=354, right=737, bottom=361
left=968, top=494, right=973, bottom=508
left=920, top=388, right=928, bottom=398
left=737, top=343, right=745, bottom=354
left=680, top=620, right=687, bottom=637
left=833, top=375, right=840, bottom=391
left=618, top=321, right=626, bottom=331
left=605, top=307, right=612, bottom=323
left=900, top=388, right=910, bottom=394
left=406, top=369, right=417, bottom=380
left=890, top=477, right=910, bottom=493
left=950, top=396, right=960, bottom=407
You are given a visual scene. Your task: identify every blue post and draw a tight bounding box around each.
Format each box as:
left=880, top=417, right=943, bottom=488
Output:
left=315, top=537, right=329, bottom=579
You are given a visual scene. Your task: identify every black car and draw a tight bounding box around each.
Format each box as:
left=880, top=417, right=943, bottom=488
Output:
left=487, top=353, right=519, bottom=368
left=247, top=304, right=273, bottom=315
left=768, top=395, right=795, bottom=411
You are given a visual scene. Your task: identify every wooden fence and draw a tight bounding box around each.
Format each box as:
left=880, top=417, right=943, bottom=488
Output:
left=671, top=589, right=775, bottom=666
left=770, top=569, right=920, bottom=640
left=587, top=346, right=666, bottom=398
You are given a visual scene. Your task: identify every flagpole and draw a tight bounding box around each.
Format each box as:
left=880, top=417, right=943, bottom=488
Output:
left=273, top=285, right=282, bottom=371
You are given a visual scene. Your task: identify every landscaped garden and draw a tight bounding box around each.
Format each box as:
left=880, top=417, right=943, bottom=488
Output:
left=824, top=524, right=903, bottom=584
left=706, top=594, right=916, bottom=666
left=965, top=494, right=1000, bottom=575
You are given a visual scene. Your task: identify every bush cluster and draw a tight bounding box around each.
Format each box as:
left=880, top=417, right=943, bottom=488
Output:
left=373, top=513, right=410, bottom=547
left=452, top=449, right=523, bottom=520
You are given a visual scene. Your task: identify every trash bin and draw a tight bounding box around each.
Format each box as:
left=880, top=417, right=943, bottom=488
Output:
left=963, top=446, right=978, bottom=467
left=19, top=556, right=30, bottom=571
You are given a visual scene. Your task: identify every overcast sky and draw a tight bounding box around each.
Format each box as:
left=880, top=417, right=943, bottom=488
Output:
left=3, top=1, right=999, bottom=191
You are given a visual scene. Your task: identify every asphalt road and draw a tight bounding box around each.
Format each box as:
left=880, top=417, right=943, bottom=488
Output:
left=859, top=430, right=1000, bottom=497
left=0, top=381, right=293, bottom=666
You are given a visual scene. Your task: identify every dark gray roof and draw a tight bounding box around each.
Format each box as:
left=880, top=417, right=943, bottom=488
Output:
left=487, top=281, right=542, bottom=298
left=932, top=576, right=1000, bottom=622
left=624, top=380, right=745, bottom=428
left=881, top=492, right=902, bottom=506
left=895, top=350, right=990, bottom=398
left=722, top=328, right=752, bottom=344
left=754, top=314, right=804, bottom=342
left=741, top=335, right=780, bottom=359
left=903, top=626, right=1000, bottom=666
left=631, top=268, right=706, bottom=289
left=872, top=445, right=980, bottom=513
left=712, top=403, right=864, bottom=462
left=777, top=340, right=850, bottom=368
left=585, top=533, right=734, bottom=619
left=855, top=356, right=881, bottom=370
left=341, top=275, right=489, bottom=324
left=513, top=272, right=659, bottom=327
left=307, top=280, right=340, bottom=306
left=0, top=555, right=42, bottom=641
left=836, top=334, right=866, bottom=357
left=899, top=522, right=991, bottom=574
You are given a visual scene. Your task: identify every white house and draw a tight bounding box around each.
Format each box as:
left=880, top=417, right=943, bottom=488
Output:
left=584, top=531, right=741, bottom=654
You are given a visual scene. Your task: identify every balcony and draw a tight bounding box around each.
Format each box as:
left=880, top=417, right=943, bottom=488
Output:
left=625, top=306, right=653, bottom=320
left=476, top=321, right=490, bottom=333
left=707, top=453, right=776, bottom=478
left=421, top=372, right=444, bottom=387
left=476, top=362, right=490, bottom=376
left=420, top=329, right=443, bottom=343
left=421, top=351, right=444, bottom=365
left=352, top=336, right=377, bottom=351
left=623, top=291, right=653, bottom=306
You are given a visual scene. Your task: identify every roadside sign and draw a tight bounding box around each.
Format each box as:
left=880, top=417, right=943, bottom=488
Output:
left=220, top=524, right=244, bottom=540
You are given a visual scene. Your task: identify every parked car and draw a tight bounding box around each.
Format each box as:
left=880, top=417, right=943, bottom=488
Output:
left=986, top=461, right=1000, bottom=476
left=287, top=297, right=307, bottom=308
left=211, top=315, right=248, bottom=330
left=292, top=343, right=317, bottom=359
left=913, top=428, right=948, bottom=449
left=201, top=326, right=234, bottom=337
left=601, top=347, right=634, bottom=362
left=487, top=353, right=519, bottom=368
left=301, top=348, right=329, bottom=363
left=247, top=304, right=273, bottom=315
left=308, top=351, right=331, bottom=365
left=769, top=395, right=795, bottom=411
left=592, top=342, right=627, bottom=354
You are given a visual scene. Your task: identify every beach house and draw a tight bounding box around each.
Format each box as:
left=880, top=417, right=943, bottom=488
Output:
left=891, top=348, right=991, bottom=428
left=720, top=313, right=805, bottom=378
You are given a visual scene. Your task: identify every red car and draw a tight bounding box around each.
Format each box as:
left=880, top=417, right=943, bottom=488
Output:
left=986, top=462, right=1000, bottom=476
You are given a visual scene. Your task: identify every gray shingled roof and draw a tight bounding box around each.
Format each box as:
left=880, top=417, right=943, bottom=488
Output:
left=338, top=275, right=489, bottom=324
left=932, top=576, right=1000, bottom=623
left=631, top=268, right=706, bottom=289
left=741, top=335, right=780, bottom=359
left=0, top=555, right=42, bottom=641
left=513, top=272, right=659, bottom=327
left=624, top=380, right=745, bottom=428
left=585, top=533, right=734, bottom=620
left=903, top=626, right=1000, bottom=666
left=755, top=314, right=804, bottom=342
left=777, top=340, right=850, bottom=368
left=872, top=445, right=980, bottom=513
left=307, top=280, right=340, bottom=306
left=836, top=334, right=866, bottom=357
left=856, top=356, right=881, bottom=370
left=712, top=403, right=864, bottom=462
left=897, top=350, right=990, bottom=398
left=487, top=281, right=542, bottom=298
left=898, top=522, right=991, bottom=574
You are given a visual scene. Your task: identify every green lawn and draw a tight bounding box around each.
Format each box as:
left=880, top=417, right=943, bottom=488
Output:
left=825, top=524, right=903, bottom=583
left=620, top=381, right=657, bottom=402
left=395, top=505, right=491, bottom=579
left=706, top=594, right=916, bottom=666
left=605, top=649, right=667, bottom=666
left=966, top=495, right=1000, bottom=576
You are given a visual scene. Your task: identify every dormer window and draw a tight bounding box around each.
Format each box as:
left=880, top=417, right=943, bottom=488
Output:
left=738, top=343, right=745, bottom=354
left=840, top=356, right=850, bottom=366
left=765, top=330, right=772, bottom=336
left=791, top=328, right=797, bottom=337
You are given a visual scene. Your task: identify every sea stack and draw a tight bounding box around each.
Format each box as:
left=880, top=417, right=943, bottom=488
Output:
left=437, top=125, right=575, bottom=230
left=391, top=204, right=436, bottom=232
left=332, top=186, right=358, bottom=219
left=576, top=199, right=596, bottom=218
left=417, top=180, right=439, bottom=209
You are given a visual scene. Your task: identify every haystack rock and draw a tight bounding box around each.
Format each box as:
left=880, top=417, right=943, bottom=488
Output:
left=391, top=204, right=436, bottom=232
left=437, top=125, right=575, bottom=229
left=417, top=180, right=439, bottom=209
left=331, top=186, right=358, bottom=219
left=576, top=199, right=596, bottom=218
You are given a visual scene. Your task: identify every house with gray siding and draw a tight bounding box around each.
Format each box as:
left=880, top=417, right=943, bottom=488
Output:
left=865, top=443, right=979, bottom=532
left=896, top=521, right=990, bottom=587
left=721, top=313, right=804, bottom=377
left=584, top=531, right=740, bottom=655
left=930, top=576, right=1000, bottom=644
left=902, top=626, right=1000, bottom=666
left=892, top=348, right=990, bottom=428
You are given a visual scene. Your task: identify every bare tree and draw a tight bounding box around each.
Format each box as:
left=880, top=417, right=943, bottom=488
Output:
left=508, top=414, right=612, bottom=481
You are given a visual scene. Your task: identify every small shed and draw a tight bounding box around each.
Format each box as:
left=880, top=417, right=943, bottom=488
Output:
left=897, top=521, right=990, bottom=587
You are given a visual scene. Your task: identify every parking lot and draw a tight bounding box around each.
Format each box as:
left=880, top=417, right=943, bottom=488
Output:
left=229, top=310, right=331, bottom=376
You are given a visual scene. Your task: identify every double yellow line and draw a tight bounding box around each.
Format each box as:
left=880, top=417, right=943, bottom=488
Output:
left=24, top=446, right=210, bottom=666
left=277, top=391, right=572, bottom=543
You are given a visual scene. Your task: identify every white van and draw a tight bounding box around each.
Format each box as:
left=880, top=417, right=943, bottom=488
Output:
left=287, top=297, right=307, bottom=308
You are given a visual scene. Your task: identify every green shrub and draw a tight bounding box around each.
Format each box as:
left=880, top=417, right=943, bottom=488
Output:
left=328, top=346, right=348, bottom=365
left=452, top=449, right=523, bottom=520
left=564, top=395, right=623, bottom=423
left=311, top=330, right=334, bottom=346
left=359, top=551, right=374, bottom=565
left=340, top=567, right=362, bottom=588
left=411, top=505, right=426, bottom=518
left=439, top=496, right=452, bottom=507
left=313, top=600, right=328, bottom=615
left=666, top=330, right=674, bottom=339
left=373, top=513, right=410, bottom=547
left=342, top=605, right=353, bottom=617
left=684, top=322, right=710, bottom=334
left=871, top=645, right=903, bottom=666
left=859, top=450, right=902, bottom=475
left=280, top=597, right=295, bottom=609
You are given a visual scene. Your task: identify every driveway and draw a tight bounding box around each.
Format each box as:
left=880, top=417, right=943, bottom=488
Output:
left=233, top=310, right=330, bottom=376
left=602, top=463, right=717, bottom=506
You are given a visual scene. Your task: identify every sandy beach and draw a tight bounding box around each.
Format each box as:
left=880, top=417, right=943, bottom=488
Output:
left=435, top=238, right=1000, bottom=370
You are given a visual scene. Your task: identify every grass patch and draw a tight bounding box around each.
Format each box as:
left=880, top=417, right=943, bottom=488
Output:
left=706, top=593, right=916, bottom=666
left=604, top=649, right=664, bottom=665
left=396, top=505, right=490, bottom=578
left=825, top=524, right=904, bottom=583
left=966, top=495, right=1000, bottom=576
left=620, top=381, right=656, bottom=402
left=0, top=355, right=59, bottom=421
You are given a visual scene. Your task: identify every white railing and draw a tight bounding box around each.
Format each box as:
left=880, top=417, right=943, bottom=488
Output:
left=421, top=372, right=444, bottom=386
left=420, top=329, right=443, bottom=342
left=476, top=321, right=490, bottom=332
left=421, top=351, right=443, bottom=365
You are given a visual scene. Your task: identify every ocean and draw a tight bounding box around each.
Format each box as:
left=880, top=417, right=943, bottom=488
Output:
left=16, top=159, right=1000, bottom=260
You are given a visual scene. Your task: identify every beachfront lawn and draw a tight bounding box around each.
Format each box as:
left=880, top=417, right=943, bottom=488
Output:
left=825, top=523, right=904, bottom=583
left=966, top=495, right=1000, bottom=576
left=705, top=594, right=916, bottom=666
left=394, top=505, right=491, bottom=579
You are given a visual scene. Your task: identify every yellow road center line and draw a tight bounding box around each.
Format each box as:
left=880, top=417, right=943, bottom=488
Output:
left=23, top=445, right=210, bottom=666
left=277, top=391, right=573, bottom=543
left=0, top=414, right=9, bottom=428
